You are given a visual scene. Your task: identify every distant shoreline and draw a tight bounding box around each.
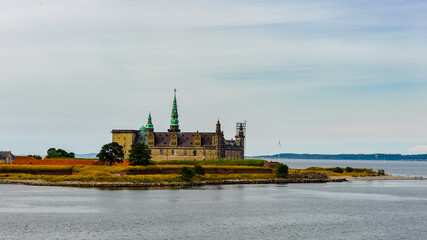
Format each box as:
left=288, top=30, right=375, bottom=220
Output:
left=251, top=153, right=427, bottom=161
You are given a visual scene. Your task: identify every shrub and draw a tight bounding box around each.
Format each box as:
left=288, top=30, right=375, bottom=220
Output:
left=345, top=167, right=354, bottom=173
left=194, top=165, right=205, bottom=175
left=180, top=167, right=195, bottom=181
left=332, top=167, right=344, bottom=173
left=377, top=169, right=385, bottom=175
left=274, top=164, right=289, bottom=178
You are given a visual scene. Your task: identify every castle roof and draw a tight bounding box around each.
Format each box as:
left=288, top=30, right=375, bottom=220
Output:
left=137, top=131, right=216, bottom=147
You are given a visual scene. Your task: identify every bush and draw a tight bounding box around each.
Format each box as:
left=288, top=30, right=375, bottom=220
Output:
left=274, top=164, right=289, bottom=178
left=180, top=167, right=195, bottom=181
left=345, top=167, right=354, bottom=172
left=194, top=165, right=205, bottom=175
left=332, top=167, right=344, bottom=173
left=377, top=169, right=385, bottom=175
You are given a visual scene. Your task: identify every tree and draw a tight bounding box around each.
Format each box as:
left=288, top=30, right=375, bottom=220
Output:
left=97, top=142, right=124, bottom=166
left=194, top=165, right=205, bottom=175
left=180, top=167, right=195, bottom=181
left=128, top=142, right=152, bottom=166
left=46, top=148, right=75, bottom=158
left=274, top=164, right=289, bottom=178
left=345, top=167, right=354, bottom=173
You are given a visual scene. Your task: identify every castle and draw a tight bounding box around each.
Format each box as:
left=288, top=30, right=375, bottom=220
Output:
left=112, top=90, right=245, bottom=161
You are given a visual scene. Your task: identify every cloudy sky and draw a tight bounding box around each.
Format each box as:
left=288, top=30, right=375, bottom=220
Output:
left=1, top=0, right=426, bottom=156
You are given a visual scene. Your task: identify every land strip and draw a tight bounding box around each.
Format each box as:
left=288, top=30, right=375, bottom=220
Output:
left=0, top=178, right=347, bottom=188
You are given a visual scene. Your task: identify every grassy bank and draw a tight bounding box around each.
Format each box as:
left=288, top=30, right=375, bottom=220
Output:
left=0, top=164, right=385, bottom=184
left=157, top=159, right=265, bottom=166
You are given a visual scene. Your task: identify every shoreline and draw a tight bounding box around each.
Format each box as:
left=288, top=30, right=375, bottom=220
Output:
left=0, top=178, right=346, bottom=188
left=1, top=176, right=425, bottom=189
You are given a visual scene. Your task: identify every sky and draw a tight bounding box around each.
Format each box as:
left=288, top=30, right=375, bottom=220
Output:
left=1, top=0, right=426, bottom=156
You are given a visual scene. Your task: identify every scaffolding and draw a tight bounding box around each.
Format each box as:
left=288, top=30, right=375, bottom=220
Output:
left=235, top=121, right=247, bottom=136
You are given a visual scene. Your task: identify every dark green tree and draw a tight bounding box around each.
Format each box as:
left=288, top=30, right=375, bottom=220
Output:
left=46, top=148, right=75, bottom=158
left=97, top=142, right=124, bottom=166
left=194, top=165, right=205, bottom=175
left=274, top=164, right=289, bottom=178
left=332, top=167, right=344, bottom=173
left=345, top=167, right=354, bottom=173
left=180, top=166, right=195, bottom=181
left=128, top=142, right=152, bottom=166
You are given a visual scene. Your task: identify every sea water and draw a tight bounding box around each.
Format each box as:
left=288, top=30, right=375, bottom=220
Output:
left=276, top=159, right=427, bottom=177
left=1, top=160, right=427, bottom=239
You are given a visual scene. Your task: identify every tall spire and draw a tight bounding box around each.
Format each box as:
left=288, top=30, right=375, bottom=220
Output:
left=169, top=89, right=180, bottom=132
left=145, top=109, right=154, bottom=132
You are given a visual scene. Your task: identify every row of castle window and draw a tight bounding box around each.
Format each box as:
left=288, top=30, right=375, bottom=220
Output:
left=158, top=149, right=207, bottom=156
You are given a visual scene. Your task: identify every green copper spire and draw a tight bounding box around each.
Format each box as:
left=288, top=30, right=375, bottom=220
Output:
left=146, top=109, right=154, bottom=129
left=170, top=89, right=179, bottom=126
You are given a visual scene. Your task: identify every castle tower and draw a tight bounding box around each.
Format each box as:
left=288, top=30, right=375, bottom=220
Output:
left=214, top=120, right=225, bottom=159
left=145, top=110, right=154, bottom=133
left=168, top=89, right=180, bottom=132
left=236, top=123, right=245, bottom=158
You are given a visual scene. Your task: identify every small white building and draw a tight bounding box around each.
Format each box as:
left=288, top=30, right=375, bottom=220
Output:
left=0, top=151, right=15, bottom=164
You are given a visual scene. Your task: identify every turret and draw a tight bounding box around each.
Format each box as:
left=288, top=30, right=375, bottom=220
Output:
left=168, top=89, right=180, bottom=132
left=216, top=119, right=221, bottom=134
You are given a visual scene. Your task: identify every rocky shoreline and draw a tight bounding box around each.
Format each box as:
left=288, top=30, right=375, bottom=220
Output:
left=0, top=178, right=347, bottom=188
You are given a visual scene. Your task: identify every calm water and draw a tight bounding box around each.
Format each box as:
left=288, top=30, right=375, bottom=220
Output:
left=274, top=159, right=427, bottom=177
left=1, top=160, right=427, bottom=239
left=1, top=180, right=427, bottom=240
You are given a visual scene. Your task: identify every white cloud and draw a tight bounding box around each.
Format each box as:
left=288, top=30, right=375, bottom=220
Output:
left=408, top=145, right=427, bottom=154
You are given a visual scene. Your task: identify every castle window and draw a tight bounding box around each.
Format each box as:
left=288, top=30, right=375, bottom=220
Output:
left=160, top=149, right=163, bottom=155
left=184, top=149, right=187, bottom=155
left=193, top=150, right=197, bottom=156
left=171, top=150, right=174, bottom=155
left=203, top=150, right=206, bottom=156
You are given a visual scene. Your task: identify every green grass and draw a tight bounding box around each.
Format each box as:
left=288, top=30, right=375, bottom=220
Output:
left=158, top=159, right=266, bottom=167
